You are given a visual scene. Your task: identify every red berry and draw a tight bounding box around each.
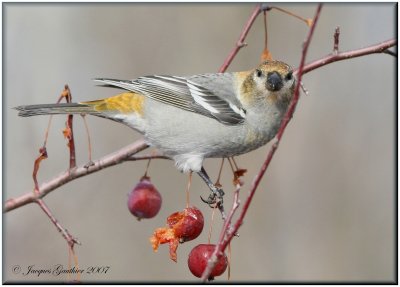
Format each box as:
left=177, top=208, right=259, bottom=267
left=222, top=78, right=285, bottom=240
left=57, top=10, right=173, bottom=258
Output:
left=150, top=206, right=204, bottom=262
left=188, top=244, right=228, bottom=280
left=128, top=177, right=162, bottom=219
left=168, top=206, right=204, bottom=242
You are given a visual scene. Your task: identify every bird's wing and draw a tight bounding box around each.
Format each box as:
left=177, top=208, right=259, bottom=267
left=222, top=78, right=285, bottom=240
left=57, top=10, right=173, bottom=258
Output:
left=94, top=74, right=246, bottom=125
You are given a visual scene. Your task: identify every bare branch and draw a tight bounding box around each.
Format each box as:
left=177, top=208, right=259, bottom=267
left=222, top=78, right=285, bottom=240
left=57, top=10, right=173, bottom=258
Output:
left=218, top=4, right=262, bottom=73
left=82, top=115, right=93, bottom=164
left=301, top=38, right=397, bottom=75
left=36, top=199, right=80, bottom=247
left=4, top=139, right=149, bottom=212
left=64, top=85, right=76, bottom=169
left=267, top=5, right=313, bottom=27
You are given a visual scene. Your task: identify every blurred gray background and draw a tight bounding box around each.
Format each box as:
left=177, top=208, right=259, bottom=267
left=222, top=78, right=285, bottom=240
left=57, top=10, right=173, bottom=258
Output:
left=3, top=3, right=396, bottom=283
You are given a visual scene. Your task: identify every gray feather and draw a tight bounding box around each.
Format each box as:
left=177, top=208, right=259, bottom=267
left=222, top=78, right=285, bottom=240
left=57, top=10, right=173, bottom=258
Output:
left=15, top=103, right=96, bottom=117
left=94, top=74, right=246, bottom=125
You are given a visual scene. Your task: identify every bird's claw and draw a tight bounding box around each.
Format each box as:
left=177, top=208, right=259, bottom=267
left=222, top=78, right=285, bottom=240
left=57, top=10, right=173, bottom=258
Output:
left=200, top=185, right=226, bottom=219
left=200, top=193, right=218, bottom=206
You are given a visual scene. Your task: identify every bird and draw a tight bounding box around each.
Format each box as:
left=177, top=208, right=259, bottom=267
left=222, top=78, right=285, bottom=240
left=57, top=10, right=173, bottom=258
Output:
left=15, top=60, right=295, bottom=208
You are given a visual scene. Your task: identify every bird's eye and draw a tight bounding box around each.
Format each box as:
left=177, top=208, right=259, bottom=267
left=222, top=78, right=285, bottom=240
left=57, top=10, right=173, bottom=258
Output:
left=256, top=69, right=263, bottom=77
left=285, top=71, right=293, bottom=81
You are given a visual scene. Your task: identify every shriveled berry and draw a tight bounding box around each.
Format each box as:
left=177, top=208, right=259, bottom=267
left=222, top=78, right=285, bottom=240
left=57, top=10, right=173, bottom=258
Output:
left=188, top=244, right=228, bottom=280
left=168, top=206, right=204, bottom=242
left=128, top=177, right=162, bottom=220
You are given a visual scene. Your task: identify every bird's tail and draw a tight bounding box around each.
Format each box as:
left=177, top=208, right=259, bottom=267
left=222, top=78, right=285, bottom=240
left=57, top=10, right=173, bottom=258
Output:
left=15, top=103, right=98, bottom=117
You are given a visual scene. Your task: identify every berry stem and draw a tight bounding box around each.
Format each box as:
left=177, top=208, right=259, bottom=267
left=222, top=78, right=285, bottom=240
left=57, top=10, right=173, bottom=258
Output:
left=185, top=172, right=192, bottom=208
left=143, top=159, right=151, bottom=178
left=215, top=158, right=225, bottom=187
left=82, top=115, right=93, bottom=164
left=207, top=205, right=217, bottom=244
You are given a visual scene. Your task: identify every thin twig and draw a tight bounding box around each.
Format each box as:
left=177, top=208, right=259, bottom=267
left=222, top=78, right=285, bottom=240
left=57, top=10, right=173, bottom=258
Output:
left=227, top=157, right=235, bottom=174
left=301, top=38, right=397, bottom=74
left=143, top=159, right=151, bottom=178
left=68, top=245, right=80, bottom=282
left=32, top=147, right=48, bottom=195
left=42, top=90, right=66, bottom=148
left=215, top=158, right=225, bottom=187
left=81, top=115, right=93, bottom=164
left=207, top=205, right=217, bottom=244
left=218, top=4, right=262, bottom=73
left=63, top=85, right=76, bottom=169
left=268, top=6, right=313, bottom=26
left=35, top=199, right=80, bottom=247
left=300, top=81, right=310, bottom=96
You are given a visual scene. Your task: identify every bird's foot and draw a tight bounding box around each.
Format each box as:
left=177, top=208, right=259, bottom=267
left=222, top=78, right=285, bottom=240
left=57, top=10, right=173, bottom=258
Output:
left=201, top=184, right=226, bottom=220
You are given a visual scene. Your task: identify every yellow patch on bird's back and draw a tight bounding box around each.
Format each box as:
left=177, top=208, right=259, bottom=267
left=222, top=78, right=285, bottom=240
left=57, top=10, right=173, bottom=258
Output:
left=81, top=92, right=145, bottom=115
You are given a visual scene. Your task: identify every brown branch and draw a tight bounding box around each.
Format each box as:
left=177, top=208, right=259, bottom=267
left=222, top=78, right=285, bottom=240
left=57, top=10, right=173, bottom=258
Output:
left=35, top=199, right=80, bottom=247
left=201, top=4, right=323, bottom=281
left=61, top=85, right=76, bottom=169
left=301, top=38, right=397, bottom=75
left=32, top=147, right=48, bottom=194
left=42, top=88, right=66, bottom=148
left=5, top=139, right=149, bottom=212
left=218, top=4, right=262, bottom=73
left=267, top=5, right=313, bottom=27
left=66, top=113, right=76, bottom=169
left=82, top=115, right=94, bottom=166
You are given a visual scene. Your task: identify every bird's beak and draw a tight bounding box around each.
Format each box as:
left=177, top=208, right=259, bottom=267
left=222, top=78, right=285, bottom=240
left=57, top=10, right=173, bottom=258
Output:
left=266, top=71, right=283, bottom=92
